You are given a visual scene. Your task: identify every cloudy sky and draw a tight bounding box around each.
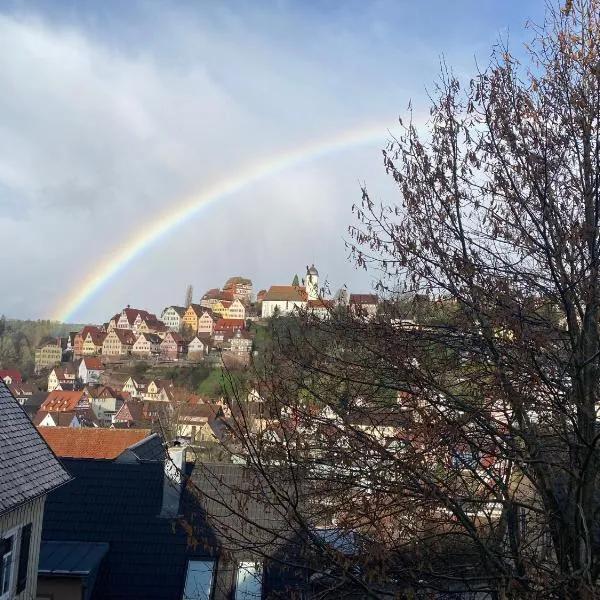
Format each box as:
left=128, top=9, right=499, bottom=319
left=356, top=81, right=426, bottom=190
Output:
left=0, top=0, right=543, bottom=323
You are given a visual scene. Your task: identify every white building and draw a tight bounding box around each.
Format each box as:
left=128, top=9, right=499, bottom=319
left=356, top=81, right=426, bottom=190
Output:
left=160, top=306, right=187, bottom=331
left=78, top=356, right=104, bottom=385
left=261, top=265, right=321, bottom=318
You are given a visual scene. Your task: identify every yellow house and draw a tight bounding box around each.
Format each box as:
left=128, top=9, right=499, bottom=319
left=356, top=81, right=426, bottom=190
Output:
left=182, top=304, right=204, bottom=333
left=101, top=330, right=135, bottom=356
left=82, top=331, right=106, bottom=355
left=211, top=301, right=229, bottom=318
left=225, top=299, right=246, bottom=320
left=198, top=311, right=215, bottom=335
left=34, top=343, right=62, bottom=373
left=144, top=379, right=172, bottom=401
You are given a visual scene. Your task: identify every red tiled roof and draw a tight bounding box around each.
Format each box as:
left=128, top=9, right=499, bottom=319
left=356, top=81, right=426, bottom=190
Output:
left=78, top=325, right=103, bottom=338
left=42, top=391, right=87, bottom=412
left=113, top=330, right=136, bottom=345
left=82, top=356, right=104, bottom=370
left=87, top=331, right=107, bottom=345
left=37, top=427, right=152, bottom=459
left=214, top=318, right=245, bottom=332
left=349, top=294, right=379, bottom=305
left=0, top=370, right=22, bottom=383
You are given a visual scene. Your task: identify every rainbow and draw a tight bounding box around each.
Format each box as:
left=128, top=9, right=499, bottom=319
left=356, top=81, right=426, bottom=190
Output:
left=53, top=119, right=396, bottom=323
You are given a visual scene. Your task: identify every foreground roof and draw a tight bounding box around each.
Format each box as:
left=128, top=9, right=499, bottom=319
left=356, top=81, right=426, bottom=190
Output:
left=0, top=382, right=70, bottom=515
left=42, top=457, right=214, bottom=600
left=38, top=541, right=109, bottom=576
left=38, top=427, right=152, bottom=459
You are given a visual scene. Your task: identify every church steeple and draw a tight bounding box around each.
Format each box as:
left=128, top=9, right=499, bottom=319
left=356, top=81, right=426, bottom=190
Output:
left=306, top=264, right=319, bottom=300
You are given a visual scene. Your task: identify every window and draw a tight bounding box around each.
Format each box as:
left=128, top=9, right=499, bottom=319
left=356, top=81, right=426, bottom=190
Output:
left=16, top=524, right=32, bottom=593
left=235, top=561, right=262, bottom=600
left=182, top=560, right=215, bottom=600
left=0, top=533, right=15, bottom=598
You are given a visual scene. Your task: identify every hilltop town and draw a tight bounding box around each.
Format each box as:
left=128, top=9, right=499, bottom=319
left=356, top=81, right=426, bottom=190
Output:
left=0, top=264, right=380, bottom=445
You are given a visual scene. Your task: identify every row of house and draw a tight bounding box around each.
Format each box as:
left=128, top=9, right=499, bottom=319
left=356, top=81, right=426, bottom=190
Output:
left=162, top=301, right=245, bottom=334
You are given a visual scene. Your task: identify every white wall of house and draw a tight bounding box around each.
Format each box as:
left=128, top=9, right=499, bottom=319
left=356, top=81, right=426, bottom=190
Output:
left=90, top=397, right=123, bottom=426
left=225, top=299, right=246, bottom=320
left=160, top=307, right=183, bottom=331
left=78, top=362, right=102, bottom=385
left=38, top=413, right=80, bottom=427
left=261, top=300, right=305, bottom=318
left=47, top=370, right=60, bottom=392
left=0, top=496, right=46, bottom=600
left=116, top=313, right=131, bottom=329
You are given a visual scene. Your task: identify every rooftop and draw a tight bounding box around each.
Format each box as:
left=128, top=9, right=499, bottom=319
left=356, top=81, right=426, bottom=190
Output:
left=37, top=427, right=153, bottom=459
left=38, top=541, right=109, bottom=576
left=0, top=382, right=70, bottom=515
left=263, top=285, right=307, bottom=302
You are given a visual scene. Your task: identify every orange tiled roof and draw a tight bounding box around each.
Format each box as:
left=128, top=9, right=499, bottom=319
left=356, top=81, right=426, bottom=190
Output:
left=42, top=391, right=86, bottom=412
left=82, top=356, right=104, bottom=370
left=263, top=285, right=307, bottom=302
left=37, top=427, right=152, bottom=459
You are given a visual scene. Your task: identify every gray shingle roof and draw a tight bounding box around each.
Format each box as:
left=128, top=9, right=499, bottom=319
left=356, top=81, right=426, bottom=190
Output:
left=38, top=541, right=109, bottom=575
left=188, top=463, right=288, bottom=556
left=0, top=381, right=71, bottom=515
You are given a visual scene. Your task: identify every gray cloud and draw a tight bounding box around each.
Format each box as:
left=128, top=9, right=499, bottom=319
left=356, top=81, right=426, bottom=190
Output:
left=0, top=2, right=535, bottom=321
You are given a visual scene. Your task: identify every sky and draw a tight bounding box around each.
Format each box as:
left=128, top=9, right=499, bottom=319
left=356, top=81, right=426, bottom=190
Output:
left=0, top=0, right=544, bottom=323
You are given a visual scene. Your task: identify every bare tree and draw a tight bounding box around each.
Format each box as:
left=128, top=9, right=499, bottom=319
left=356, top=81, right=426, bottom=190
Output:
left=177, top=3, right=600, bottom=599
left=185, top=284, right=193, bottom=308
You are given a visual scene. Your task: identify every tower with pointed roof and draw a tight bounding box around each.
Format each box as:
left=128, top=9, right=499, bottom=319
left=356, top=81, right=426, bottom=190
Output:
left=306, top=264, right=319, bottom=301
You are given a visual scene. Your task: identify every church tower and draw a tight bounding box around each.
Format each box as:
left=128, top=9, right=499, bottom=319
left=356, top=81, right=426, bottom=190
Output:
left=306, top=264, right=319, bottom=300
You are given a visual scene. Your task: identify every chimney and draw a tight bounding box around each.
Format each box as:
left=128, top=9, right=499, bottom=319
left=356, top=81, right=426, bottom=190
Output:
left=160, top=444, right=187, bottom=518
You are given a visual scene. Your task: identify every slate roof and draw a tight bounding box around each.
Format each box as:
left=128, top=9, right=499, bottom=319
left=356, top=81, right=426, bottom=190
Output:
left=188, top=463, right=287, bottom=556
left=0, top=381, right=70, bottom=515
left=38, top=427, right=152, bottom=459
left=86, top=330, right=107, bottom=346
left=21, top=392, right=50, bottom=418
left=121, top=433, right=165, bottom=462
left=42, top=457, right=215, bottom=600
left=39, top=541, right=109, bottom=576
